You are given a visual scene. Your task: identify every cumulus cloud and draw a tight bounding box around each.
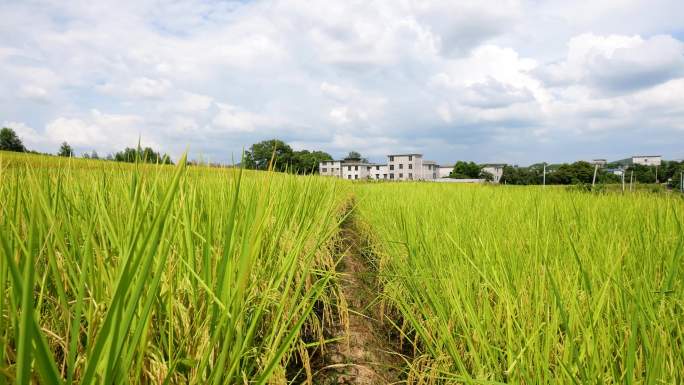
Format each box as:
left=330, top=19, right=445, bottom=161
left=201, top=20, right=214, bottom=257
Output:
left=0, top=0, right=683, bottom=164
left=458, top=78, right=535, bottom=109
left=537, top=34, right=684, bottom=93
left=411, top=0, right=521, bottom=57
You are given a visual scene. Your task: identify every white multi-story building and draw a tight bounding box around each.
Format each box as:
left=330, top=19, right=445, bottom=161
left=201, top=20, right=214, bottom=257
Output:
left=632, top=155, right=661, bottom=166
left=319, top=154, right=512, bottom=183
left=387, top=154, right=439, bottom=180
left=319, top=153, right=439, bottom=181
left=319, top=160, right=343, bottom=177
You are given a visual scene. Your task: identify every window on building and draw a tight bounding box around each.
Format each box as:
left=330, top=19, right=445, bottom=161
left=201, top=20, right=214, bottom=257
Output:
left=322, top=168, right=327, bottom=172
left=376, top=165, right=380, bottom=170
left=399, top=173, right=403, bottom=178
left=399, top=164, right=403, bottom=169
left=375, top=174, right=379, bottom=179
left=367, top=166, right=371, bottom=171
left=390, top=165, right=394, bottom=170
left=354, top=175, right=358, bottom=179
left=408, top=164, right=412, bottom=170
left=409, top=173, right=412, bottom=179
left=389, top=156, right=394, bottom=161
left=347, top=175, right=351, bottom=179
left=409, top=155, right=412, bottom=161
left=348, top=166, right=351, bottom=171
left=355, top=166, right=358, bottom=171
left=390, top=174, right=394, bottom=179
left=383, top=174, right=387, bottom=179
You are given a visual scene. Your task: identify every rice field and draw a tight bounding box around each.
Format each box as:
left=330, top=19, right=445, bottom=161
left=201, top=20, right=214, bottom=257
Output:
left=356, top=183, right=684, bottom=384
left=0, top=152, right=348, bottom=384
left=1, top=151, right=683, bottom=384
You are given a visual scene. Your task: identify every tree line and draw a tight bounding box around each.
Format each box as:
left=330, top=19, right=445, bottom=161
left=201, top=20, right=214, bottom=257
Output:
left=5, top=126, right=682, bottom=184
left=1, top=127, right=173, bottom=164
left=447, top=159, right=683, bottom=188
left=499, top=161, right=684, bottom=188
left=242, top=139, right=333, bottom=174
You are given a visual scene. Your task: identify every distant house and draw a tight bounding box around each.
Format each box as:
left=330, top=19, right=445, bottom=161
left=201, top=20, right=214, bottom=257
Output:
left=631, top=155, right=661, bottom=166
left=481, top=164, right=505, bottom=183
left=438, top=164, right=453, bottom=178
left=606, top=168, right=624, bottom=176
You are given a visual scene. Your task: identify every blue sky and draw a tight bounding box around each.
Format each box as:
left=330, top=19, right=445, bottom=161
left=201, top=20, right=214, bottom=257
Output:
left=1, top=0, right=683, bottom=165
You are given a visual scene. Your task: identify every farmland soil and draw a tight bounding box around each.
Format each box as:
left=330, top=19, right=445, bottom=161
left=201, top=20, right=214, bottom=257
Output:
left=312, top=213, right=403, bottom=385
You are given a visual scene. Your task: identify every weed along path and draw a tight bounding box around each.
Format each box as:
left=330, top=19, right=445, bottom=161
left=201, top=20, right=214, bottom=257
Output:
left=313, top=210, right=403, bottom=385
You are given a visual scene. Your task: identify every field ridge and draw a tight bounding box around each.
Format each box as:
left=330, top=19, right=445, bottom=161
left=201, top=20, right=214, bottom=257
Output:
left=313, top=209, right=403, bottom=385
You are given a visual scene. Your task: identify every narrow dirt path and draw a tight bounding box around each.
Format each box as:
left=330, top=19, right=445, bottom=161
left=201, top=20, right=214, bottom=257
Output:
left=313, top=215, right=403, bottom=385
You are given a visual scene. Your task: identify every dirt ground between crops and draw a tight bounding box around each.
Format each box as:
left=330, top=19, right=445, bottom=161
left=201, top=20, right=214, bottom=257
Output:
left=312, top=217, right=403, bottom=385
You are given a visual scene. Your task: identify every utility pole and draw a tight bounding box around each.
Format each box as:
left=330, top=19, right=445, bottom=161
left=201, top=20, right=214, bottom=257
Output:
left=630, top=170, right=634, bottom=192
left=592, top=164, right=598, bottom=188
left=655, top=166, right=659, bottom=184
left=681, top=171, right=683, bottom=193
left=543, top=163, right=546, bottom=187
left=622, top=170, right=625, bottom=192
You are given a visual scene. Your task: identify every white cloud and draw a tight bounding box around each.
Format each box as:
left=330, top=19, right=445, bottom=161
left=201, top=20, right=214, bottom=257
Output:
left=537, top=34, right=684, bottom=93
left=19, top=85, right=49, bottom=102
left=43, top=110, right=154, bottom=153
left=0, top=0, right=683, bottom=164
left=127, top=77, right=173, bottom=98
left=211, top=103, right=278, bottom=133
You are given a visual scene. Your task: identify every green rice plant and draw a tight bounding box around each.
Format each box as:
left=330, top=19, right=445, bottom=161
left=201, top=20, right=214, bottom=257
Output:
left=0, top=150, right=348, bottom=383
left=356, top=183, right=684, bottom=384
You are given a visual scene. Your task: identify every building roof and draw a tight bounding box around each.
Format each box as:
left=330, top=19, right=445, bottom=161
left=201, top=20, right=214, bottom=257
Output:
left=387, top=153, right=423, bottom=157
left=439, top=164, right=454, bottom=168
left=632, top=155, right=661, bottom=158
left=423, top=160, right=437, bottom=165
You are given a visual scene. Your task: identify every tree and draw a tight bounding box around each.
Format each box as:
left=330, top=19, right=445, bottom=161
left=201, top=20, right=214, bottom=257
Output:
left=625, top=164, right=657, bottom=184
left=548, top=161, right=594, bottom=184
left=0, top=127, right=26, bottom=152
left=343, top=151, right=369, bottom=163
left=58, top=142, right=74, bottom=157
left=244, top=139, right=336, bottom=174
left=668, top=162, right=684, bottom=189
left=501, top=165, right=537, bottom=185
left=449, top=161, right=481, bottom=179
left=292, top=150, right=333, bottom=174
left=243, top=139, right=294, bottom=172
left=113, top=146, right=172, bottom=164
left=479, top=170, right=494, bottom=182
left=345, top=151, right=362, bottom=161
